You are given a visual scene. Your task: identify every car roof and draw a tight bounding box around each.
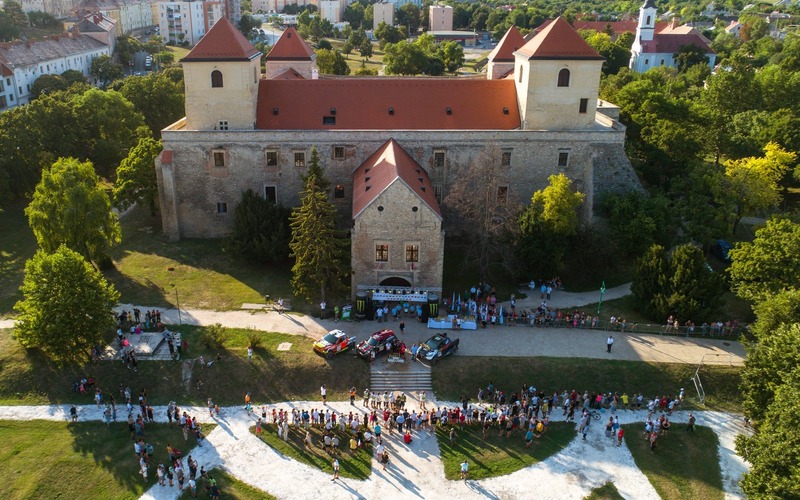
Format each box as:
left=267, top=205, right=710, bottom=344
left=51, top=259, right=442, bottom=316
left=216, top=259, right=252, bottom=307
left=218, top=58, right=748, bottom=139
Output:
left=327, top=329, right=346, bottom=336
left=371, top=329, right=395, bottom=338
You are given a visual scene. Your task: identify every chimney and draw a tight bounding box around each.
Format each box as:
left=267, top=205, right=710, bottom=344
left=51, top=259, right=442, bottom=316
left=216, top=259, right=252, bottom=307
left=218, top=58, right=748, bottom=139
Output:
left=670, top=16, right=680, bottom=29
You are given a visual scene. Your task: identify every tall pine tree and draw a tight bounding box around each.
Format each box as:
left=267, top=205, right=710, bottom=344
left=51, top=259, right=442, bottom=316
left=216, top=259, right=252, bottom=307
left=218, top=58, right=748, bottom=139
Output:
left=289, top=170, right=348, bottom=303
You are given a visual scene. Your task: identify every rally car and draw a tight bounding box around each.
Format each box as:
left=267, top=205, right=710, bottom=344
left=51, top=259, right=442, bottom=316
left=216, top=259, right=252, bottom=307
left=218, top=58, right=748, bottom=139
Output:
left=418, top=333, right=459, bottom=365
left=356, top=329, right=397, bottom=359
left=313, top=329, right=356, bottom=358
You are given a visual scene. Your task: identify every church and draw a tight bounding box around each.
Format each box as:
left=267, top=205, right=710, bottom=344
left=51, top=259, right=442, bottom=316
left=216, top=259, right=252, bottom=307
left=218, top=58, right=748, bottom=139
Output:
left=155, top=17, right=640, bottom=297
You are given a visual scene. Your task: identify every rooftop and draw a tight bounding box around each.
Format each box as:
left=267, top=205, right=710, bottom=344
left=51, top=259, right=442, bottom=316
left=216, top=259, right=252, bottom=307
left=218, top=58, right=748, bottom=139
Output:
left=182, top=18, right=261, bottom=62
left=516, top=17, right=603, bottom=61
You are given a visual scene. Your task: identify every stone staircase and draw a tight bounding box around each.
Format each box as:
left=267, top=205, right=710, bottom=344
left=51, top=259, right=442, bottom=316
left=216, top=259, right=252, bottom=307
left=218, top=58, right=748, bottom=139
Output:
left=370, top=364, right=432, bottom=392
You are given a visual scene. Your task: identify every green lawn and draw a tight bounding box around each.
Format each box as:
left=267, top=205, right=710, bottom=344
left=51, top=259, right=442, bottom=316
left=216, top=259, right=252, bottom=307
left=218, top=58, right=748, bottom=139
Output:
left=433, top=357, right=742, bottom=413
left=0, top=326, right=369, bottom=406
left=179, top=469, right=276, bottom=499
left=435, top=421, right=576, bottom=480
left=252, top=424, right=373, bottom=479
left=0, top=204, right=38, bottom=318
left=623, top=424, right=723, bottom=500
left=0, top=420, right=213, bottom=499
left=585, top=482, right=624, bottom=500
left=107, top=204, right=295, bottom=311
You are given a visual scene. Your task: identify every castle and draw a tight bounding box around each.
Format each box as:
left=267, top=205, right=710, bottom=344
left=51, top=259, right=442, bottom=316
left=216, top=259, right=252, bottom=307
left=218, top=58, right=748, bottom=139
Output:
left=156, top=17, right=640, bottom=296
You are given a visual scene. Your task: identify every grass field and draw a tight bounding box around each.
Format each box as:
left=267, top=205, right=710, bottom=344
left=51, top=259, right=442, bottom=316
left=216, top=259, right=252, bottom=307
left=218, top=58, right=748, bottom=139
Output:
left=432, top=357, right=742, bottom=413
left=0, top=326, right=369, bottom=406
left=436, top=421, right=576, bottom=480
left=0, top=420, right=212, bottom=499
left=585, top=482, right=624, bottom=499
left=0, top=204, right=37, bottom=318
left=251, top=424, right=373, bottom=479
left=178, top=469, right=276, bottom=499
left=623, top=424, right=723, bottom=500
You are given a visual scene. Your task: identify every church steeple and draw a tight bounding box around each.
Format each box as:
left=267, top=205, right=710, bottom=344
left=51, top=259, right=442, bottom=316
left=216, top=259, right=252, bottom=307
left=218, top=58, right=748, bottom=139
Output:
left=636, top=0, right=658, bottom=43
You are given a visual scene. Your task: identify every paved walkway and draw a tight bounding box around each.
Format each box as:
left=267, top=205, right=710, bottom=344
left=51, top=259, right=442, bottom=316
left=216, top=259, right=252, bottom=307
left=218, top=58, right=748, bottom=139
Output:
left=0, top=401, right=749, bottom=500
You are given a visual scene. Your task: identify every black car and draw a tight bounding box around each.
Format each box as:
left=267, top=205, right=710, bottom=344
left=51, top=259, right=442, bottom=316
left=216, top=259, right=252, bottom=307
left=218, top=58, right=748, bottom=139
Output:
left=418, top=333, right=459, bottom=365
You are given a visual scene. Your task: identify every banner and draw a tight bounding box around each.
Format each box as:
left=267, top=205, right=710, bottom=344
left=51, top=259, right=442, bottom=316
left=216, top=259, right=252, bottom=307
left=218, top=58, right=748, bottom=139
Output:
left=371, top=291, right=428, bottom=303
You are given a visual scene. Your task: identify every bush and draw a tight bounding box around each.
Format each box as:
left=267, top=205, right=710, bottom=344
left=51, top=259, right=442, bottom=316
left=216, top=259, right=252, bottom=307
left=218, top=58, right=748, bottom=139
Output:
left=246, top=330, right=263, bottom=350
left=201, top=323, right=226, bottom=349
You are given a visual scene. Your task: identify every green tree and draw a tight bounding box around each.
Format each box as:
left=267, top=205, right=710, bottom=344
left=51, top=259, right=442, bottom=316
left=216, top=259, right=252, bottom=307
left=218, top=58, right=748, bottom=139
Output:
left=729, top=217, right=800, bottom=303
left=25, top=158, right=121, bottom=265
left=114, top=72, right=184, bottom=136
left=228, top=189, right=292, bottom=264
left=631, top=244, right=669, bottom=319
left=60, top=69, right=87, bottom=86
left=440, top=41, right=464, bottom=72
left=739, top=13, right=769, bottom=42
left=30, top=74, right=69, bottom=100
left=343, top=2, right=364, bottom=28
left=26, top=10, right=56, bottom=27
left=114, top=35, right=142, bottom=66
left=71, top=88, right=147, bottom=175
left=674, top=44, right=709, bottom=72
left=289, top=173, right=348, bottom=303
left=583, top=30, right=631, bottom=76
left=374, top=21, right=405, bottom=50
left=89, top=55, right=124, bottom=89
left=739, top=291, right=800, bottom=421
left=736, top=363, right=800, bottom=498
left=113, top=137, right=162, bottom=216
left=239, top=13, right=262, bottom=35
left=651, top=244, right=723, bottom=320
left=712, top=142, right=796, bottom=234
left=0, top=11, right=20, bottom=41
left=3, top=0, right=27, bottom=27
left=341, top=40, right=353, bottom=57
left=601, top=191, right=673, bottom=258
left=397, top=3, right=420, bottom=34
left=13, top=245, right=119, bottom=364
left=300, top=146, right=330, bottom=193
left=384, top=41, right=428, bottom=75
left=315, top=48, right=350, bottom=75
left=359, top=38, right=373, bottom=59
left=517, top=173, right=585, bottom=277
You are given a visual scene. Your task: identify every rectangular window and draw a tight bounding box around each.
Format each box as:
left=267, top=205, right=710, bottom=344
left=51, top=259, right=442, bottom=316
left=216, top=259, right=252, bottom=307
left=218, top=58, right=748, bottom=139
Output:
left=265, top=150, right=278, bottom=167
left=333, top=146, right=345, bottom=160
left=497, top=186, right=508, bottom=205
left=217, top=120, right=228, bottom=130
left=579, top=98, right=588, bottom=114
left=433, top=185, right=443, bottom=204
left=334, top=184, right=345, bottom=198
left=213, top=150, right=226, bottom=167
left=501, top=151, right=511, bottom=167
left=558, top=152, right=569, bottom=167
left=265, top=185, right=276, bottom=203
left=216, top=202, right=227, bottom=214
left=375, top=244, right=389, bottom=262
left=405, top=244, right=419, bottom=262
left=294, top=151, right=305, bottom=168
left=323, top=116, right=336, bottom=126
left=0, top=96, right=6, bottom=108
left=433, top=150, right=446, bottom=168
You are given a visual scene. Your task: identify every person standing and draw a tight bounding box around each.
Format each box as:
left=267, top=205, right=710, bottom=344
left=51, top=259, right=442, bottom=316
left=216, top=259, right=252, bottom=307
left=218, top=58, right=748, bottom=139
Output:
left=687, top=413, right=696, bottom=432
left=460, top=459, right=469, bottom=480
left=606, top=335, right=614, bottom=353
left=69, top=405, right=78, bottom=422
left=247, top=346, right=253, bottom=363
left=320, top=301, right=327, bottom=319
left=331, top=458, right=340, bottom=481
left=321, top=384, right=327, bottom=404
left=399, top=321, right=405, bottom=334
left=349, top=387, right=356, bottom=405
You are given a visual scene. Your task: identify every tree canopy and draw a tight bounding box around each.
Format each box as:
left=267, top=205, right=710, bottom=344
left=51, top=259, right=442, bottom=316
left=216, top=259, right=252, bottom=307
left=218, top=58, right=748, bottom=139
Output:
left=25, top=157, right=121, bottom=265
left=113, top=137, right=162, bottom=216
left=13, top=245, right=119, bottom=364
left=228, top=189, right=292, bottom=264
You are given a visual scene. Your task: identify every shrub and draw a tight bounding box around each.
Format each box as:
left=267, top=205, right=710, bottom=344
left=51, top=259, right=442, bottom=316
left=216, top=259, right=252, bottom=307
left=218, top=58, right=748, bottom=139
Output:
left=201, top=323, right=226, bottom=349
left=246, top=330, right=263, bottom=350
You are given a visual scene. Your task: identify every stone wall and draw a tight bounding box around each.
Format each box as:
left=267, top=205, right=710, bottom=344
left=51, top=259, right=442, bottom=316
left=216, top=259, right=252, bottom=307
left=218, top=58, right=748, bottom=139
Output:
left=157, top=122, right=640, bottom=240
left=351, top=181, right=444, bottom=291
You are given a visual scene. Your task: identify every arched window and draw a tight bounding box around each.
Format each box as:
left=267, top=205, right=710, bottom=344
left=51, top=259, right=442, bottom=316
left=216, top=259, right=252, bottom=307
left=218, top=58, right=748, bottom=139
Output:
left=646, top=15, right=651, bottom=25
left=557, top=68, right=570, bottom=87
left=518, top=65, right=523, bottom=83
left=211, top=70, right=223, bottom=88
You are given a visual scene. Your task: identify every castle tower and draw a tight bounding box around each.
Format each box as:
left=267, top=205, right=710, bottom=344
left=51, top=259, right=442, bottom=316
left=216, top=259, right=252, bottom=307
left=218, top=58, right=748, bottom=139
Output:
left=486, top=26, right=525, bottom=80
left=513, top=17, right=604, bottom=130
left=180, top=18, right=262, bottom=131
left=264, top=27, right=317, bottom=80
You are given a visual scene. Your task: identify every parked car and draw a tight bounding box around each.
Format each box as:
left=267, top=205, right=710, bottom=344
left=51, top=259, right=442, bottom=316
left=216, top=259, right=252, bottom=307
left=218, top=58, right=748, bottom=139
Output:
left=356, top=329, right=397, bottom=359
left=711, top=239, right=733, bottom=263
left=313, top=329, right=356, bottom=358
left=417, top=333, right=459, bottom=365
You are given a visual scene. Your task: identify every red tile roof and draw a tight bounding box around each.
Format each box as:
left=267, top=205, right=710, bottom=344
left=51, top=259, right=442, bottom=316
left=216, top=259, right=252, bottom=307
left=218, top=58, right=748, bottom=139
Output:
left=537, top=19, right=669, bottom=36
left=488, top=26, right=526, bottom=62
left=516, top=16, right=603, bottom=60
left=264, top=27, right=314, bottom=61
left=256, top=78, right=521, bottom=130
left=181, top=18, right=261, bottom=62
left=352, top=139, right=442, bottom=219
left=272, top=68, right=306, bottom=80
left=641, top=31, right=713, bottom=54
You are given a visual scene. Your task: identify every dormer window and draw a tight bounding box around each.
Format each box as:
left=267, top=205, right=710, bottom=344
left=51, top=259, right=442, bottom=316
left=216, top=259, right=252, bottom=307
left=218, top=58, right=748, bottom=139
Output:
left=211, top=70, right=223, bottom=88
left=557, top=68, right=570, bottom=87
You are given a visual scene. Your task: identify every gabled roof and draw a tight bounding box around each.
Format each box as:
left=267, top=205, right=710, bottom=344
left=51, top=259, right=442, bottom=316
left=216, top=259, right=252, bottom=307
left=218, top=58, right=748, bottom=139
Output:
left=272, top=68, right=306, bottom=80
left=264, top=27, right=314, bottom=61
left=640, top=26, right=714, bottom=55
left=256, top=78, right=520, bottom=130
left=488, top=26, right=526, bottom=63
left=515, top=17, right=603, bottom=61
left=352, top=139, right=442, bottom=219
left=181, top=18, right=261, bottom=62
left=0, top=34, right=107, bottom=69
left=536, top=19, right=669, bottom=37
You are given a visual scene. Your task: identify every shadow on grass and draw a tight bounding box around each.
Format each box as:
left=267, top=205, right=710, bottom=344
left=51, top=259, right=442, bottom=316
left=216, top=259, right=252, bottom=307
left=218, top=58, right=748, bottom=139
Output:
left=621, top=423, right=723, bottom=500
left=435, top=422, right=576, bottom=480
left=251, top=424, right=373, bottom=480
